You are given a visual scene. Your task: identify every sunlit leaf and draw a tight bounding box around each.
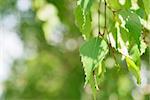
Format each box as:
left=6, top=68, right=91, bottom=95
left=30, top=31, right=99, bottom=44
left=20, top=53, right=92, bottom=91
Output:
left=124, top=0, right=131, bottom=9
left=80, top=37, right=108, bottom=85
left=143, top=0, right=150, bottom=15
left=125, top=56, right=141, bottom=84
left=75, top=5, right=84, bottom=32
left=98, top=62, right=102, bottom=76
left=107, top=0, right=121, bottom=11
left=120, top=10, right=142, bottom=48
left=140, top=38, right=147, bottom=55
left=83, top=0, right=93, bottom=12
left=82, top=11, right=92, bottom=39
left=135, top=8, right=147, bottom=19
left=130, top=45, right=141, bottom=67
left=75, top=0, right=93, bottom=39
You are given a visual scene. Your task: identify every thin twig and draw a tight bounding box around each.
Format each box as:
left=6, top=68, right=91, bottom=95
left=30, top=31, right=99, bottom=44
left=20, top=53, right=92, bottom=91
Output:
left=106, top=29, right=120, bottom=68
left=103, top=1, right=119, bottom=67
left=98, top=0, right=102, bottom=36
left=103, top=0, right=107, bottom=35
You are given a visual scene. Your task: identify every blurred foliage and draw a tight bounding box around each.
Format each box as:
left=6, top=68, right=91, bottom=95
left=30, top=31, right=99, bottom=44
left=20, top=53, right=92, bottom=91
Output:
left=0, top=0, right=150, bottom=100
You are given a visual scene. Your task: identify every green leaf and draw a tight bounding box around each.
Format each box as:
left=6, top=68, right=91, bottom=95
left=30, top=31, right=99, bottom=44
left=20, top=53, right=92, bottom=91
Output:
left=107, top=12, right=118, bottom=49
left=80, top=37, right=108, bottom=85
left=143, top=0, right=150, bottom=15
left=125, top=13, right=142, bottom=48
left=125, top=56, right=141, bottom=84
left=107, top=0, right=121, bottom=11
left=130, top=45, right=141, bottom=67
left=82, top=11, right=92, bottom=39
left=120, top=27, right=129, bottom=43
left=75, top=5, right=84, bottom=32
left=124, top=0, right=131, bottom=9
left=89, top=75, right=97, bottom=100
left=110, top=26, right=118, bottom=49
left=137, top=0, right=145, bottom=9
left=75, top=0, right=93, bottom=39
left=135, top=8, right=146, bottom=19
left=119, top=10, right=130, bottom=19
left=77, top=0, right=93, bottom=11
left=96, top=62, right=105, bottom=83
left=120, top=10, right=142, bottom=48
left=137, top=0, right=148, bottom=19
left=83, top=0, right=93, bottom=12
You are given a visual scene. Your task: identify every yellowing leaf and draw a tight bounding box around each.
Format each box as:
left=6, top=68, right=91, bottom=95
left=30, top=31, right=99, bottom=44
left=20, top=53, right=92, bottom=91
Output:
left=98, top=63, right=102, bottom=76
left=125, top=56, right=141, bottom=84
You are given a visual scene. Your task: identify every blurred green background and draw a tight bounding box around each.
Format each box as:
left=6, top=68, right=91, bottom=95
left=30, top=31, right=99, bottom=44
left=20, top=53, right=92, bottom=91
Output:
left=0, top=0, right=150, bottom=100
